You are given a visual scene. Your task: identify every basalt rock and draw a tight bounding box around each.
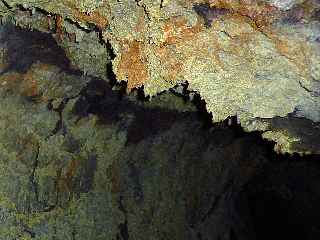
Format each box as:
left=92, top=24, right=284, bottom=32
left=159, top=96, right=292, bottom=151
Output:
left=0, top=23, right=266, bottom=240
left=0, top=2, right=320, bottom=240
left=1, top=0, right=320, bottom=154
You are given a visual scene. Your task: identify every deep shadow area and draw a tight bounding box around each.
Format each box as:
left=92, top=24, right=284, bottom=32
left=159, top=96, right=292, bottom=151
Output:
left=269, top=115, right=320, bottom=154
left=72, top=79, right=212, bottom=145
left=237, top=159, right=320, bottom=240
left=71, top=63, right=320, bottom=240
left=1, top=21, right=320, bottom=240
left=70, top=60, right=320, bottom=240
left=0, top=23, right=79, bottom=75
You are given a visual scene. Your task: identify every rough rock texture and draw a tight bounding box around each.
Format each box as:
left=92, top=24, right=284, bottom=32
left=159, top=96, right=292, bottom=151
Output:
left=1, top=0, right=320, bottom=154
left=0, top=9, right=320, bottom=240
left=0, top=24, right=268, bottom=240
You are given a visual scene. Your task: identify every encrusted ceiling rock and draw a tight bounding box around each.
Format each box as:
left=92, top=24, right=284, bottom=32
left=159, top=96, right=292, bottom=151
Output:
left=1, top=0, right=320, bottom=154
left=266, top=0, right=305, bottom=10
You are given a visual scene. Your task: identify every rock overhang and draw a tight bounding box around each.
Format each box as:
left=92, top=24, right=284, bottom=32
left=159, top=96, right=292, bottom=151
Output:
left=1, top=0, right=320, bottom=155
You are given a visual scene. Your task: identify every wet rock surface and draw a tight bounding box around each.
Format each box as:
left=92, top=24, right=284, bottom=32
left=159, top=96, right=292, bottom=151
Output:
left=0, top=23, right=319, bottom=240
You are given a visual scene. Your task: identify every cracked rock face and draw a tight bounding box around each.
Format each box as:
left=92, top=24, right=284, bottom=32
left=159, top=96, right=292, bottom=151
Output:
left=1, top=0, right=320, bottom=154
left=0, top=23, right=271, bottom=240
left=0, top=5, right=320, bottom=240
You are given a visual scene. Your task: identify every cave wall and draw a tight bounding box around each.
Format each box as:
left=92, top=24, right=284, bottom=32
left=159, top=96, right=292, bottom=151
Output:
left=0, top=24, right=271, bottom=239
left=1, top=0, right=320, bottom=154
left=0, top=1, right=320, bottom=240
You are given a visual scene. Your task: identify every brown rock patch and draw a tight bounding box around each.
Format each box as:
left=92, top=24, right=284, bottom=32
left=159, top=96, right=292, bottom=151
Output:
left=117, top=41, right=149, bottom=90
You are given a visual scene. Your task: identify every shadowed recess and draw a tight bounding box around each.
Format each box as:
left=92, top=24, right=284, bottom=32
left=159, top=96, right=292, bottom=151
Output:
left=193, top=4, right=229, bottom=27
left=72, top=79, right=209, bottom=145
left=0, top=23, right=73, bottom=75
left=238, top=159, right=320, bottom=240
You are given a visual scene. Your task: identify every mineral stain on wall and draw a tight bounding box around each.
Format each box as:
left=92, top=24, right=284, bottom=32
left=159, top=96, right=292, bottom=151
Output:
left=1, top=0, right=320, bottom=154
left=0, top=1, right=320, bottom=240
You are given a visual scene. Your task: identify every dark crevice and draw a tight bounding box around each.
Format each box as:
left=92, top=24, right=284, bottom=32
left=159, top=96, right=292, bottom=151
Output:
left=29, top=143, right=40, bottom=204
left=160, top=0, right=164, bottom=9
left=117, top=196, right=130, bottom=240
left=299, top=80, right=313, bottom=93
left=299, top=79, right=320, bottom=97
left=32, top=6, right=51, bottom=16
left=1, top=0, right=11, bottom=9
left=29, top=142, right=58, bottom=214
left=64, top=18, right=94, bottom=33
left=105, top=39, right=123, bottom=91
left=47, top=92, right=81, bottom=139
left=22, top=224, right=36, bottom=238
left=71, top=226, right=77, bottom=240
left=47, top=98, right=70, bottom=138
left=72, top=79, right=209, bottom=145
left=168, top=82, right=214, bottom=129
left=135, top=0, right=151, bottom=21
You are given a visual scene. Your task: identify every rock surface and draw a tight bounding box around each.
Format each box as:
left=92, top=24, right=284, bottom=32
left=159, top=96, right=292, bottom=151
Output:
left=0, top=23, right=265, bottom=240
left=1, top=0, right=320, bottom=154
left=0, top=9, right=320, bottom=240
